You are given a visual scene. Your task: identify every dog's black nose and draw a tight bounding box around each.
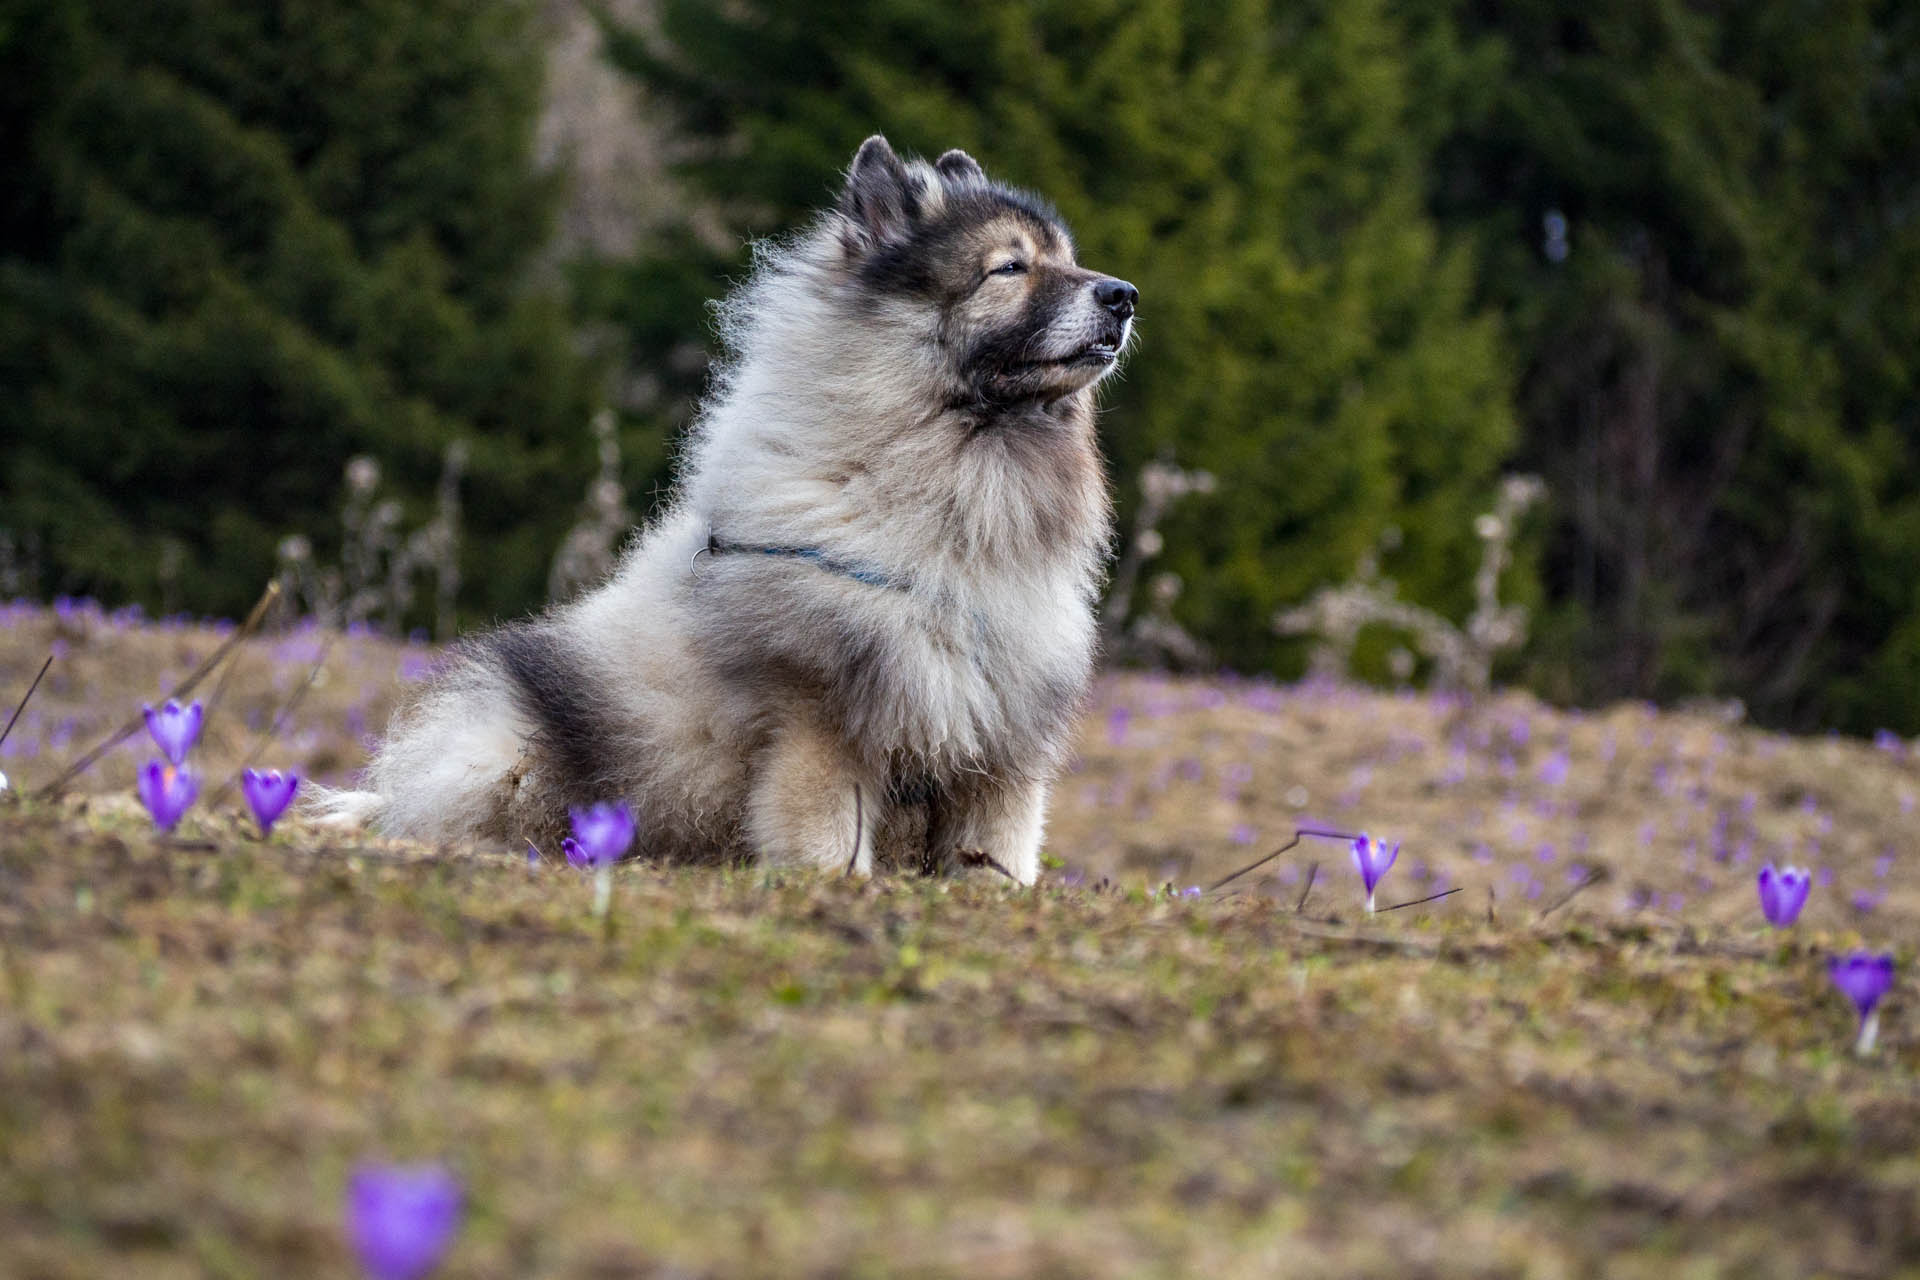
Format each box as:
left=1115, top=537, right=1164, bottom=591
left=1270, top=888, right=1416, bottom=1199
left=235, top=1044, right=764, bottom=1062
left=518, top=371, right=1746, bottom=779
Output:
left=1094, top=278, right=1138, bottom=320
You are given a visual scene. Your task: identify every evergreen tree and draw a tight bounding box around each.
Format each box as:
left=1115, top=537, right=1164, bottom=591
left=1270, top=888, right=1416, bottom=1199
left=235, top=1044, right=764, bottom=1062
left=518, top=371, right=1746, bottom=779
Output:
left=1417, top=0, right=1920, bottom=730
left=0, top=0, right=596, bottom=624
left=596, top=0, right=1518, bottom=676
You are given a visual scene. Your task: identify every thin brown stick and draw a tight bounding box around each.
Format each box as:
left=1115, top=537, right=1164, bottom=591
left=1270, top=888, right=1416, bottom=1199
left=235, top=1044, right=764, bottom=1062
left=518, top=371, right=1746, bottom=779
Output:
left=205, top=627, right=338, bottom=808
left=199, top=627, right=255, bottom=729
left=1206, top=832, right=1302, bottom=893
left=1206, top=826, right=1359, bottom=894
left=844, top=782, right=865, bottom=875
left=1295, top=862, right=1318, bottom=913
left=1375, top=886, right=1465, bottom=914
left=200, top=574, right=292, bottom=730
left=1536, top=867, right=1610, bottom=922
left=36, top=581, right=281, bottom=799
left=0, top=653, right=53, bottom=751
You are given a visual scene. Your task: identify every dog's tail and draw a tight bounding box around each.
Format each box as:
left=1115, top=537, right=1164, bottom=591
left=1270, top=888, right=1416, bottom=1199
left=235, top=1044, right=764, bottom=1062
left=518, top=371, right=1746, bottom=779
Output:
left=303, top=784, right=386, bottom=832
left=299, top=646, right=533, bottom=843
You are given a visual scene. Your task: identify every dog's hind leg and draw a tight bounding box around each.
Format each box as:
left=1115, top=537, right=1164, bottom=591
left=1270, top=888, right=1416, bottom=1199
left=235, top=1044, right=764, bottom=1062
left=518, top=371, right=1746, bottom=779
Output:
left=929, top=775, right=1048, bottom=886
left=746, top=713, right=882, bottom=874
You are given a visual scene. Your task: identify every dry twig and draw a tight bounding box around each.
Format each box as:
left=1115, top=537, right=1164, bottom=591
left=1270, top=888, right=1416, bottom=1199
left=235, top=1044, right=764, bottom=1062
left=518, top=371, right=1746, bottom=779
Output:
left=0, top=653, right=53, bottom=753
left=844, top=783, right=865, bottom=875
left=1295, top=862, right=1318, bottom=913
left=36, top=582, right=281, bottom=799
left=1536, top=867, right=1611, bottom=921
left=1375, top=886, right=1465, bottom=914
left=205, top=627, right=339, bottom=809
left=1206, top=826, right=1358, bottom=894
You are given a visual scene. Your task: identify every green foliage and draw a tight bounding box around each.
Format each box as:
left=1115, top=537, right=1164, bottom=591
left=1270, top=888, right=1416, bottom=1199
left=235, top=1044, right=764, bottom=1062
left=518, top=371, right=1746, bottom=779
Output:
left=1418, top=0, right=1920, bottom=730
left=595, top=0, right=1518, bottom=674
left=0, top=0, right=597, bottom=624
left=6, top=0, right=1914, bottom=731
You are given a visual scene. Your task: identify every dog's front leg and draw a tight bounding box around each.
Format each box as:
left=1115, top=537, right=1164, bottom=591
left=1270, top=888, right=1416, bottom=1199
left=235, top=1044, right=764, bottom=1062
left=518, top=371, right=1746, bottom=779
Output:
left=746, top=714, right=881, bottom=874
left=929, top=774, right=1049, bottom=886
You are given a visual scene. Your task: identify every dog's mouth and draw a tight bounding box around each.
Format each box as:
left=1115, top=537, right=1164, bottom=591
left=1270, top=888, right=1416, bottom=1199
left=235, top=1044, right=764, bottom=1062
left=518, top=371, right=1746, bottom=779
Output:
left=967, top=322, right=1130, bottom=405
left=1013, top=335, right=1124, bottom=373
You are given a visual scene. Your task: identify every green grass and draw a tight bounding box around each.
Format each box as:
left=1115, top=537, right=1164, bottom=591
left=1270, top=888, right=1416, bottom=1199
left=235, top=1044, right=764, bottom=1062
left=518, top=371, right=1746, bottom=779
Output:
left=0, top=608, right=1916, bottom=1276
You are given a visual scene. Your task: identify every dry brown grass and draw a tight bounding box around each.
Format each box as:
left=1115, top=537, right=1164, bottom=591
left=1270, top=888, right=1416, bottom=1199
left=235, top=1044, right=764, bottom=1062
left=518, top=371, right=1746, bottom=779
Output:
left=1, top=605, right=1914, bottom=1277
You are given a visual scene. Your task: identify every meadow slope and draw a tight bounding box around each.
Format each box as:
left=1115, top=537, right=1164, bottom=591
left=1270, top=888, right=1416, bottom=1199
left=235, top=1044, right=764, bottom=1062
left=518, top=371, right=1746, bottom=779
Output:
left=0, top=603, right=1915, bottom=1277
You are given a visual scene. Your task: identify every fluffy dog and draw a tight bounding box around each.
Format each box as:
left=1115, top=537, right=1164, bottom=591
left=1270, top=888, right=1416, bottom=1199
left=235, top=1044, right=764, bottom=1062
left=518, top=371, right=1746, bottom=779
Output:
left=315, top=136, right=1137, bottom=883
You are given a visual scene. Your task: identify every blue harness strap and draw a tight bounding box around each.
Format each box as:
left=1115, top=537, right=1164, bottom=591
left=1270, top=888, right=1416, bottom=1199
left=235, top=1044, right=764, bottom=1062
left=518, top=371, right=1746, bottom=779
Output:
left=701, top=532, right=907, bottom=592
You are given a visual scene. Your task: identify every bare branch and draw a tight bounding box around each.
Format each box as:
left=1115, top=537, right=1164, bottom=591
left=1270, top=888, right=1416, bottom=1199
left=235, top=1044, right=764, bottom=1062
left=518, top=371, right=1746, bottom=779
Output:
left=1295, top=862, right=1318, bottom=914
left=844, top=782, right=865, bottom=876
left=1206, top=826, right=1359, bottom=894
left=37, top=581, right=281, bottom=799
left=1536, top=867, right=1611, bottom=922
left=1375, top=886, right=1464, bottom=914
left=0, top=653, right=54, bottom=752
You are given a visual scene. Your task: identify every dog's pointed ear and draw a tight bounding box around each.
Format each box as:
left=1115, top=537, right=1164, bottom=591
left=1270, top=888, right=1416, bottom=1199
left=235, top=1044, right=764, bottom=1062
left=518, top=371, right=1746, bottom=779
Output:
left=934, top=149, right=986, bottom=188
left=839, top=134, right=920, bottom=253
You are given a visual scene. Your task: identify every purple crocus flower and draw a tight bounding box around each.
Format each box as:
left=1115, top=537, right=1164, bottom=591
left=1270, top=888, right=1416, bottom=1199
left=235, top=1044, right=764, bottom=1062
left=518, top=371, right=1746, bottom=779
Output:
left=1756, top=863, right=1811, bottom=928
left=345, top=1163, right=462, bottom=1280
left=1537, top=749, right=1570, bottom=787
left=570, top=801, right=635, bottom=921
left=136, top=759, right=197, bottom=833
left=1828, top=951, right=1896, bottom=1055
left=240, top=768, right=300, bottom=837
left=143, top=699, right=203, bottom=765
left=1350, top=832, right=1400, bottom=913
left=569, top=801, right=636, bottom=868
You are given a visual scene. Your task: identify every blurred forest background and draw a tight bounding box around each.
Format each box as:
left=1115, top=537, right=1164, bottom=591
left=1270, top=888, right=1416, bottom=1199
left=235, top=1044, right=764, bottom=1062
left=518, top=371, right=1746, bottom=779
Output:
left=2, top=0, right=1917, bottom=733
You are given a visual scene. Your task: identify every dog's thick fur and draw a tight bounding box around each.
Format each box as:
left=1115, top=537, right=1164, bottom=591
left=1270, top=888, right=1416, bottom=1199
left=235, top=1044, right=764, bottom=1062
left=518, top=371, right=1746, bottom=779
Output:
left=313, top=137, right=1136, bottom=883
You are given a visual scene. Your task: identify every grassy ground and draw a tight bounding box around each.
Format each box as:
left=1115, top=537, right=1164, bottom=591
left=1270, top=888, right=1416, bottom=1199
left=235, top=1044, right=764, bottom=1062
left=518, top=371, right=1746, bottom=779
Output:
left=1, top=603, right=1916, bottom=1277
